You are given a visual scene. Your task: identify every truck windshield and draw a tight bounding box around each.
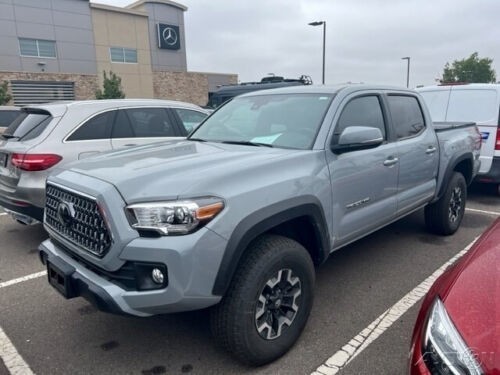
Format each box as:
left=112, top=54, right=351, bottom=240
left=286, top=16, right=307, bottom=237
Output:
left=190, top=93, right=334, bottom=149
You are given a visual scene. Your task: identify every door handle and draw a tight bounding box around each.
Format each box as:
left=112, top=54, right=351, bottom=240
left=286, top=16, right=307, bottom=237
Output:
left=426, top=146, right=437, bottom=154
left=383, top=157, right=399, bottom=167
left=124, top=143, right=138, bottom=147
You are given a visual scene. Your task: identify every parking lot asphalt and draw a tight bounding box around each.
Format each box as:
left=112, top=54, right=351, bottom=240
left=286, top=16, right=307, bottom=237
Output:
left=0, top=183, right=498, bottom=375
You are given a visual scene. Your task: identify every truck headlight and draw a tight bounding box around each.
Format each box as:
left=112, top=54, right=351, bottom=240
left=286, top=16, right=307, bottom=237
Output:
left=423, top=298, right=483, bottom=375
left=126, top=197, right=224, bottom=235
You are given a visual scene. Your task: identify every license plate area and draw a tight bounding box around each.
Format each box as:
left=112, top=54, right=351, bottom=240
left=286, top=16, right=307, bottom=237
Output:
left=47, top=260, right=77, bottom=298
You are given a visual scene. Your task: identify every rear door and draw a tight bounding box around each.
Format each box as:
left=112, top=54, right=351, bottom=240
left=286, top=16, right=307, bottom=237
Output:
left=445, top=87, right=499, bottom=174
left=386, top=94, right=439, bottom=215
left=110, top=107, right=184, bottom=149
left=327, top=93, right=398, bottom=247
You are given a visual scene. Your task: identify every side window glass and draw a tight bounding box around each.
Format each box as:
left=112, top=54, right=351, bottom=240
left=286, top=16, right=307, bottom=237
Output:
left=67, top=111, right=114, bottom=141
left=446, top=89, right=497, bottom=122
left=125, top=108, right=176, bottom=138
left=0, top=111, right=21, bottom=127
left=174, top=108, right=207, bottom=133
left=387, top=95, right=425, bottom=139
left=112, top=110, right=134, bottom=138
left=336, top=96, right=386, bottom=138
left=419, top=91, right=449, bottom=121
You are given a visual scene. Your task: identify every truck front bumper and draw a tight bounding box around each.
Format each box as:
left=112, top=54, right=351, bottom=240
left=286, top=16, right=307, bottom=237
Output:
left=39, top=231, right=224, bottom=317
left=39, top=247, right=125, bottom=315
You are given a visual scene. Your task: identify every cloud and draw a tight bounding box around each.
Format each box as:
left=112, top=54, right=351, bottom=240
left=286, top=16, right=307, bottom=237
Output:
left=93, top=0, right=500, bottom=87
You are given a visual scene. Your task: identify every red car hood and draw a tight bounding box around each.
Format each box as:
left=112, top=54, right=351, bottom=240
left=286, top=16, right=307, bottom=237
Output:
left=442, top=218, right=500, bottom=373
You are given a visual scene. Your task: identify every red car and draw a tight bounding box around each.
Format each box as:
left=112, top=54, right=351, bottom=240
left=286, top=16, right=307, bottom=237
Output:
left=409, top=217, right=500, bottom=375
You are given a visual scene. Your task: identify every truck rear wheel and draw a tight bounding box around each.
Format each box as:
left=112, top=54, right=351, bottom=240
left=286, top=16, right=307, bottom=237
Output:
left=210, top=234, right=315, bottom=366
left=425, top=172, right=467, bottom=235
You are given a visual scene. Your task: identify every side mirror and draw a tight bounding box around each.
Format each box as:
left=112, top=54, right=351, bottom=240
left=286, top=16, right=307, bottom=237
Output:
left=331, top=126, right=384, bottom=154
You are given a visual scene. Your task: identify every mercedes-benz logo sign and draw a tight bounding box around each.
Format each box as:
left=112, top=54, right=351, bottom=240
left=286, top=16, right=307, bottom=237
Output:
left=162, top=27, right=178, bottom=46
left=57, top=201, right=76, bottom=228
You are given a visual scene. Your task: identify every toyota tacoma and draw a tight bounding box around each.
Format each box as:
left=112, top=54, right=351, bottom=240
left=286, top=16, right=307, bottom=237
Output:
left=39, top=85, right=481, bottom=365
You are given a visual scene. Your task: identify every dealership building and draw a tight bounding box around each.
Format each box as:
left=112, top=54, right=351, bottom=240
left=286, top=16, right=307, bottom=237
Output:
left=0, top=0, right=237, bottom=106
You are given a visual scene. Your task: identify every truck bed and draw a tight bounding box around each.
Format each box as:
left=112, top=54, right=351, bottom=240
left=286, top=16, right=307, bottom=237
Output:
left=433, top=121, right=480, bottom=201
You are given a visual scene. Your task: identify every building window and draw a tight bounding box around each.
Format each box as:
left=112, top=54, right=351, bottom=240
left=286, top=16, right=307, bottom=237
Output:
left=19, top=38, right=56, bottom=58
left=110, top=47, right=138, bottom=63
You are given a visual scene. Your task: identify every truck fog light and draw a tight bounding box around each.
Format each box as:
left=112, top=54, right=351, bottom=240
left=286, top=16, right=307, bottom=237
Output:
left=133, top=263, right=168, bottom=290
left=151, top=268, right=165, bottom=284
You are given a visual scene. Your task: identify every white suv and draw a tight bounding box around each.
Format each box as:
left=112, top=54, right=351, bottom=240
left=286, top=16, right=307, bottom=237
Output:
left=0, top=99, right=209, bottom=224
left=417, top=84, right=500, bottom=190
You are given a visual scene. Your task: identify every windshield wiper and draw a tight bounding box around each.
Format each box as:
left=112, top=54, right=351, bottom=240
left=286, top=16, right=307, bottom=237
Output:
left=220, top=140, right=274, bottom=148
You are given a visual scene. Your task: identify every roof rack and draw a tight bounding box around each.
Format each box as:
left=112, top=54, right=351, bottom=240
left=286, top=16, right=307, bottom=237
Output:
left=438, top=82, right=470, bottom=86
left=207, top=75, right=313, bottom=108
left=216, top=75, right=313, bottom=89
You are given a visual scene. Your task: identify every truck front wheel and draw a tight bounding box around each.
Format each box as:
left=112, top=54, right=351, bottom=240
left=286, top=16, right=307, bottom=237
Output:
left=210, top=234, right=315, bottom=366
left=425, top=172, right=467, bottom=235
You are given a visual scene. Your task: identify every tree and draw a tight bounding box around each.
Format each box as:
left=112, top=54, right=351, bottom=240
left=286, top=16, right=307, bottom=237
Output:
left=0, top=81, right=12, bottom=105
left=95, top=71, right=125, bottom=99
left=441, top=52, right=496, bottom=83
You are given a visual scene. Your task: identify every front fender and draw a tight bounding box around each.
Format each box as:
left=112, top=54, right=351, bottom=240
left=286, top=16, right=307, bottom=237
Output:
left=211, top=195, right=330, bottom=296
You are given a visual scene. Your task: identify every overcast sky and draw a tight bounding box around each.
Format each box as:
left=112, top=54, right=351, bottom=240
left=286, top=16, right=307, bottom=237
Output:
left=93, top=0, right=500, bottom=87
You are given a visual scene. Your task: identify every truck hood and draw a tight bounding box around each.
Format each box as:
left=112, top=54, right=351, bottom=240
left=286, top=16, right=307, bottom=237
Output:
left=65, top=140, right=304, bottom=202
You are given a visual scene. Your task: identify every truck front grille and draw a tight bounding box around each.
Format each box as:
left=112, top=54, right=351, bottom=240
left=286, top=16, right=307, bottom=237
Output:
left=45, top=184, right=112, bottom=257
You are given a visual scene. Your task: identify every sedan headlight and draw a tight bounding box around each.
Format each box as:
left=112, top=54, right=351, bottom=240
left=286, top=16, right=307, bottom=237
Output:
left=423, top=298, right=483, bottom=375
left=126, top=197, right=224, bottom=235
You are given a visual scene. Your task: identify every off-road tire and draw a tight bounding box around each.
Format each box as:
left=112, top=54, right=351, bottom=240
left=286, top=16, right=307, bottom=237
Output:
left=210, top=234, right=315, bottom=366
left=425, top=172, right=467, bottom=235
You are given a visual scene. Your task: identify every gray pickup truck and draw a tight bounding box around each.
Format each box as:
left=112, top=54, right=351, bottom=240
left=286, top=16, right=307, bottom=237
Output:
left=39, top=85, right=481, bottom=365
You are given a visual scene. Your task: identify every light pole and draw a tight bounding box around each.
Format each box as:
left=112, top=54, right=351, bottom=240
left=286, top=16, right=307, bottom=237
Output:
left=401, top=56, right=410, bottom=88
left=309, top=21, right=326, bottom=84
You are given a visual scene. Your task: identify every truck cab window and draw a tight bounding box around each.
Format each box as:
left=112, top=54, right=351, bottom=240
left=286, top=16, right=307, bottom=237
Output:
left=387, top=95, right=425, bottom=139
left=335, top=96, right=386, bottom=139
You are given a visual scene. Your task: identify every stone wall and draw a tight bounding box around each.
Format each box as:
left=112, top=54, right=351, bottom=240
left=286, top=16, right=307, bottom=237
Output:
left=0, top=70, right=238, bottom=106
left=153, top=71, right=238, bottom=106
left=0, top=71, right=98, bottom=104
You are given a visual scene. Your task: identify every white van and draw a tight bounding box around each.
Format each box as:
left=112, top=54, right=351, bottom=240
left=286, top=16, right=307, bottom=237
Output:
left=417, top=84, right=500, bottom=188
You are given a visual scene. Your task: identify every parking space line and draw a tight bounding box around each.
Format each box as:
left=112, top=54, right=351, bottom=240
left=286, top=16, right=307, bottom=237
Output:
left=1, top=272, right=46, bottom=374
left=465, top=207, right=499, bottom=216
left=0, top=271, right=47, bottom=289
left=311, top=237, right=478, bottom=375
left=0, top=325, right=34, bottom=375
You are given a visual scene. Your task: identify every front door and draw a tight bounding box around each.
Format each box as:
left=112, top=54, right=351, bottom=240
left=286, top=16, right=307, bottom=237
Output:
left=327, top=94, right=398, bottom=248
